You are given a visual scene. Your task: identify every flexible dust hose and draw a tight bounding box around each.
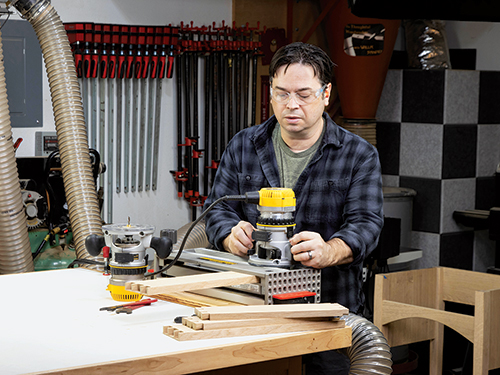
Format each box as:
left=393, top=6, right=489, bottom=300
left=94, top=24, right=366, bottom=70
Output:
left=340, top=314, right=393, bottom=374
left=0, top=31, right=34, bottom=274
left=173, top=220, right=210, bottom=251
left=10, top=0, right=102, bottom=266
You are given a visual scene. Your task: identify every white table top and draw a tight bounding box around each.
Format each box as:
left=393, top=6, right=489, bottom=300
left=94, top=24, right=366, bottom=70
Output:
left=0, top=268, right=271, bottom=374
left=0, top=268, right=351, bottom=375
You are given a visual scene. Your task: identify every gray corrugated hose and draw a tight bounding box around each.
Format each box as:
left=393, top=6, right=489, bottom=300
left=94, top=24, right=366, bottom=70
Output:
left=173, top=220, right=210, bottom=251
left=9, top=0, right=103, bottom=268
left=0, top=30, right=34, bottom=274
left=340, top=313, right=393, bottom=374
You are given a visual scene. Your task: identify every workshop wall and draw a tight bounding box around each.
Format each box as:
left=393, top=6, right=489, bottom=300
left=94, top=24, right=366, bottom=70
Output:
left=376, top=69, right=500, bottom=272
left=10, top=0, right=232, bottom=234
left=7, top=0, right=500, bottom=249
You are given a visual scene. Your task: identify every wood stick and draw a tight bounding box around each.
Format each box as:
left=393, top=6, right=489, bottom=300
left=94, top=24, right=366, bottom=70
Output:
left=183, top=315, right=339, bottom=330
left=164, top=320, right=345, bottom=341
left=195, top=303, right=349, bottom=320
left=125, top=271, right=259, bottom=295
left=152, top=291, right=244, bottom=308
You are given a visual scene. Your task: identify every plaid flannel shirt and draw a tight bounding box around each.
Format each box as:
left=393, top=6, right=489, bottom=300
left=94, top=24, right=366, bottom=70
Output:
left=204, top=113, right=384, bottom=313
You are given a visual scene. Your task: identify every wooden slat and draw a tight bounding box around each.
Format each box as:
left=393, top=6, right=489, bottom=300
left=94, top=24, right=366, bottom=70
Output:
left=183, top=315, right=339, bottom=330
left=382, top=300, right=475, bottom=343
left=195, top=303, right=348, bottom=320
left=125, top=271, right=260, bottom=295
left=489, top=289, right=500, bottom=370
left=442, top=267, right=500, bottom=305
left=152, top=291, right=244, bottom=308
left=164, top=320, right=345, bottom=341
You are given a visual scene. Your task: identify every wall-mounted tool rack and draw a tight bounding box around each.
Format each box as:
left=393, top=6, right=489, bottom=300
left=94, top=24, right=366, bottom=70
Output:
left=64, top=22, right=179, bottom=223
left=63, top=21, right=263, bottom=222
left=171, top=21, right=264, bottom=221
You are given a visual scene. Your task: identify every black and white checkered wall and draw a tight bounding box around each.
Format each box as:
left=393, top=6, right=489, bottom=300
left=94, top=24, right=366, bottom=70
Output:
left=375, top=69, right=500, bottom=271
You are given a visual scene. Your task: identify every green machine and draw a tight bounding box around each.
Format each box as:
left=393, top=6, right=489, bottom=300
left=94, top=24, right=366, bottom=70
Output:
left=29, top=228, right=75, bottom=271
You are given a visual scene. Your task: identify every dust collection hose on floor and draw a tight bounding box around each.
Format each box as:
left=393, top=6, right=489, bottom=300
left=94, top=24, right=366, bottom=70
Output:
left=8, top=0, right=102, bottom=269
left=340, top=313, right=393, bottom=374
left=0, top=30, right=34, bottom=274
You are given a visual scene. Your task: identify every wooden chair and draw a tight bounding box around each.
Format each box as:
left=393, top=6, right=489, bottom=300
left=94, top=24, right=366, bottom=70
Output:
left=373, top=267, right=500, bottom=375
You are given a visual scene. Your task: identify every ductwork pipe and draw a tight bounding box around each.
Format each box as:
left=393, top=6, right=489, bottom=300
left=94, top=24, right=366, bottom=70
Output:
left=9, top=0, right=102, bottom=267
left=341, top=313, right=393, bottom=374
left=0, top=31, right=34, bottom=274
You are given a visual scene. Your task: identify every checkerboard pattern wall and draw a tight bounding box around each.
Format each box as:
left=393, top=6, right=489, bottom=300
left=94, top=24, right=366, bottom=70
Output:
left=376, top=69, right=500, bottom=272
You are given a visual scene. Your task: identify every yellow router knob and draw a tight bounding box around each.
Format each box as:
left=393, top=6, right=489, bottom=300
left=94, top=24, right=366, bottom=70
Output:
left=259, top=188, right=296, bottom=208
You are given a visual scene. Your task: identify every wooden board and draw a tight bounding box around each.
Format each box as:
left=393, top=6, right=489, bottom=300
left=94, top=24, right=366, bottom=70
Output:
left=164, top=320, right=345, bottom=341
left=125, top=271, right=260, bottom=295
left=152, top=291, right=245, bottom=308
left=195, top=303, right=349, bottom=320
left=49, top=327, right=352, bottom=374
left=183, top=315, right=340, bottom=330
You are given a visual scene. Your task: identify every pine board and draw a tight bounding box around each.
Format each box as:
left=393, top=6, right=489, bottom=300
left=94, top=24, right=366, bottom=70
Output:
left=182, top=315, right=340, bottom=330
left=152, top=291, right=244, bottom=308
left=164, top=319, right=345, bottom=341
left=125, top=271, right=260, bottom=295
left=195, top=303, right=349, bottom=320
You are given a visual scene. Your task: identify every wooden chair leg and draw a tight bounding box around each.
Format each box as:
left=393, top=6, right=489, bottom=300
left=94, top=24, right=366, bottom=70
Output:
left=473, top=291, right=490, bottom=375
left=429, top=322, right=444, bottom=375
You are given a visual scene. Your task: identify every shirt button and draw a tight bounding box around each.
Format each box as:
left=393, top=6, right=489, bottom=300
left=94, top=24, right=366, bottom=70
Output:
left=246, top=175, right=251, bottom=181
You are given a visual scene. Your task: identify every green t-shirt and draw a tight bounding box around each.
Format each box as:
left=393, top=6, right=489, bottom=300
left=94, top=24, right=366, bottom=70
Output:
left=272, top=121, right=325, bottom=188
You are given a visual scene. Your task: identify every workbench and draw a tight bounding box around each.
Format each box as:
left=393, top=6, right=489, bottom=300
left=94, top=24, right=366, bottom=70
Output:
left=0, top=268, right=351, bottom=374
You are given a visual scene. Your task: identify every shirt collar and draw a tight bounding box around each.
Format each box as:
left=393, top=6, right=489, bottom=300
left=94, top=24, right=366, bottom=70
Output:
left=255, top=112, right=343, bottom=149
left=320, top=112, right=343, bottom=148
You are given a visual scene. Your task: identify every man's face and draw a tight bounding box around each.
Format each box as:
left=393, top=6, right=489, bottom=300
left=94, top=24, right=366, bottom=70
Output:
left=271, top=63, right=330, bottom=140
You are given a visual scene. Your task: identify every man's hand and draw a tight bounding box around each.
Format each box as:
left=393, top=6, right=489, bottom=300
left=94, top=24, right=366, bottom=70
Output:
left=289, top=231, right=353, bottom=269
left=222, top=221, right=255, bottom=257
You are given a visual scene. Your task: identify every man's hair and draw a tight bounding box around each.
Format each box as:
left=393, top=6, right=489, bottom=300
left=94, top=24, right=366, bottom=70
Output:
left=269, top=42, right=335, bottom=86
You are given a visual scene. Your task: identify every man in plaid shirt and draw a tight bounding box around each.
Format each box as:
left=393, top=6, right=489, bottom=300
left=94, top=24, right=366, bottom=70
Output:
left=204, top=42, right=384, bottom=374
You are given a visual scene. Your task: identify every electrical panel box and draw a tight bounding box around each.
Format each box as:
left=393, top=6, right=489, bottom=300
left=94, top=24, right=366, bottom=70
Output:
left=35, top=131, right=58, bottom=156
left=3, top=19, right=43, bottom=128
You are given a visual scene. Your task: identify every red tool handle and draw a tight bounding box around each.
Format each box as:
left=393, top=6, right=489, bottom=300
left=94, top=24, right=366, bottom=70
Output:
left=100, top=54, right=108, bottom=79
left=83, top=54, right=91, bottom=78
left=126, top=53, right=134, bottom=78
left=166, top=53, right=174, bottom=79
left=141, top=54, right=150, bottom=79
left=90, top=53, right=99, bottom=78
left=118, top=54, right=126, bottom=79
left=150, top=55, right=158, bottom=79
left=108, top=55, right=116, bottom=79
left=14, top=138, right=23, bottom=151
left=157, top=56, right=165, bottom=79
left=134, top=55, right=143, bottom=79
left=74, top=53, right=83, bottom=78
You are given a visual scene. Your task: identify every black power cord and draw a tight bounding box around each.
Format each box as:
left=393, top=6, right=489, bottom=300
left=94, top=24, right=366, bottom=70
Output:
left=145, top=192, right=260, bottom=278
left=67, top=258, right=104, bottom=268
